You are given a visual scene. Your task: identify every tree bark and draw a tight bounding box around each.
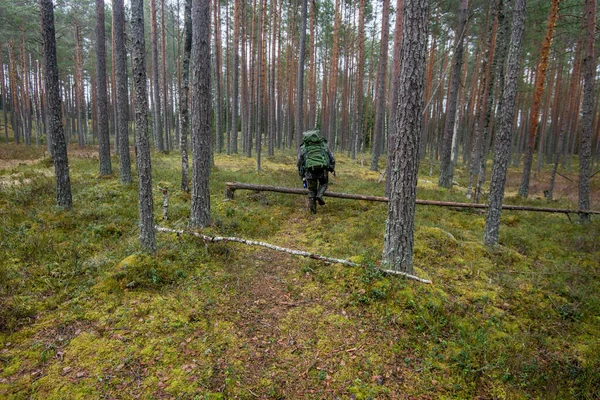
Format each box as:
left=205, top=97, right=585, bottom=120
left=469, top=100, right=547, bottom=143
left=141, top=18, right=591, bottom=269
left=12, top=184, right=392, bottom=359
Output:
left=113, top=0, right=132, bottom=184
left=518, top=0, right=560, bottom=197
left=438, top=0, right=468, bottom=188
left=295, top=0, right=308, bottom=142
left=386, top=0, right=404, bottom=195
left=180, top=0, right=192, bottom=192
left=325, top=0, right=341, bottom=146
left=213, top=0, right=223, bottom=154
left=150, top=0, right=164, bottom=152
left=578, top=0, right=596, bottom=223
left=96, top=0, right=112, bottom=175
left=131, top=0, right=156, bottom=252
left=40, top=0, right=72, bottom=210
left=382, top=0, right=428, bottom=274
left=190, top=0, right=212, bottom=228
left=231, top=0, right=241, bottom=154
left=370, top=0, right=391, bottom=172
left=484, top=0, right=527, bottom=247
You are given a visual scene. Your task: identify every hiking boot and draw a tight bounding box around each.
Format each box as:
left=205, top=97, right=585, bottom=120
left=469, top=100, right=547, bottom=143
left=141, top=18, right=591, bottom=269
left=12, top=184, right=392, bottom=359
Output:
left=316, top=196, right=325, bottom=205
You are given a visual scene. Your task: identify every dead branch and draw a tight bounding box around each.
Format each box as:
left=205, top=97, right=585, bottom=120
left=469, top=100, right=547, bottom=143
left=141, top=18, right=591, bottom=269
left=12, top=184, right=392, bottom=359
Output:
left=225, top=182, right=600, bottom=215
left=155, top=226, right=432, bottom=284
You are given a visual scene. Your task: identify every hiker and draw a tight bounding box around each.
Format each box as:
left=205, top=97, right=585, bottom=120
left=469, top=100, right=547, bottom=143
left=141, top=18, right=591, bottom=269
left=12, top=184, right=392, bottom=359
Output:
left=297, top=130, right=335, bottom=214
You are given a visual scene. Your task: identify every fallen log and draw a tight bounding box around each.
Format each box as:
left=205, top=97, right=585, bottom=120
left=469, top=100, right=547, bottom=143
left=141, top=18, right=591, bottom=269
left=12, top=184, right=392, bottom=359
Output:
left=225, top=182, right=600, bottom=215
left=155, top=226, right=432, bottom=284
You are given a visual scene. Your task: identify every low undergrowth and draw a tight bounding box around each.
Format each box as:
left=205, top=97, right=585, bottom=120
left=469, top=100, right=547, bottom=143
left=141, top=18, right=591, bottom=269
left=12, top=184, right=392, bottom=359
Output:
left=0, top=143, right=599, bottom=399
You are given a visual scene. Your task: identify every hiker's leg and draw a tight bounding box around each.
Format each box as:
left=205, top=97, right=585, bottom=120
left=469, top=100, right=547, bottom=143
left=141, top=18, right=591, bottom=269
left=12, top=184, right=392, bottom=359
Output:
left=307, top=179, right=318, bottom=214
left=316, top=173, right=329, bottom=205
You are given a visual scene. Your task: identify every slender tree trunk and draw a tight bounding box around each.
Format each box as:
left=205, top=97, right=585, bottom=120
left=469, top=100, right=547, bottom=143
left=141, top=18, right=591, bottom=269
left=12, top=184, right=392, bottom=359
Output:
left=386, top=0, right=404, bottom=196
left=131, top=0, right=156, bottom=252
left=40, top=0, right=73, bottom=210
left=0, top=47, right=8, bottom=143
left=180, top=0, right=192, bottom=192
left=151, top=0, right=164, bottom=152
left=484, top=0, right=526, bottom=247
left=190, top=0, right=212, bottom=228
left=231, top=0, right=241, bottom=154
left=352, top=0, right=366, bottom=159
left=268, top=0, right=278, bottom=156
left=113, top=0, right=132, bottom=183
left=370, top=0, right=391, bottom=172
left=383, top=0, right=428, bottom=274
left=326, top=0, right=341, bottom=147
left=161, top=0, right=170, bottom=151
left=295, top=0, right=308, bottom=143
left=213, top=0, right=223, bottom=154
left=578, top=0, right=596, bottom=222
left=518, top=0, right=560, bottom=197
left=438, top=0, right=468, bottom=187
left=475, top=0, right=508, bottom=202
left=96, top=0, right=112, bottom=175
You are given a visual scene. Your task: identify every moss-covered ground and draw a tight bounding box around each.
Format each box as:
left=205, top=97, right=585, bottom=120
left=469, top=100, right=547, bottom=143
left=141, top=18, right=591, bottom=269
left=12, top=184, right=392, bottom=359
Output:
left=0, top=143, right=599, bottom=399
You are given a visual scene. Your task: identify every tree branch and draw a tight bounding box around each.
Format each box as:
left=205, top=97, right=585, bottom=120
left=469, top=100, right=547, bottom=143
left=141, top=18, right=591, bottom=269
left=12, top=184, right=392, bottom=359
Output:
left=155, top=226, right=432, bottom=284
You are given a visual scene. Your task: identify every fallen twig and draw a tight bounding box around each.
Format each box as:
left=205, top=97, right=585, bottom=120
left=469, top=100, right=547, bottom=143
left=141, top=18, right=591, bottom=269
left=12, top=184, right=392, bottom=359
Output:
left=155, top=226, right=432, bottom=284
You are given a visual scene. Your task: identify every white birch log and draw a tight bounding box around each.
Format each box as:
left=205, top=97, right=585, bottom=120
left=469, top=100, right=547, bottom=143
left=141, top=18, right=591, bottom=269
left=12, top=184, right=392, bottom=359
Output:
left=155, top=226, right=432, bottom=284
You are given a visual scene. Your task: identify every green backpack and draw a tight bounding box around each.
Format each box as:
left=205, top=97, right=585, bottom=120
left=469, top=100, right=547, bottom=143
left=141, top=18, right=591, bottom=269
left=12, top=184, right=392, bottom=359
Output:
left=301, top=130, right=330, bottom=171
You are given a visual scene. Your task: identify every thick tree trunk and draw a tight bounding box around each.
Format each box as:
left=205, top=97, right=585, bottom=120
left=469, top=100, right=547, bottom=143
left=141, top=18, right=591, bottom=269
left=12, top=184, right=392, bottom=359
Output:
left=189, top=0, right=212, bottom=228
left=438, top=0, right=468, bottom=188
left=131, top=0, right=156, bottom=252
left=382, top=0, right=428, bottom=275
left=40, top=0, right=72, bottom=210
left=484, top=0, right=526, bottom=247
left=518, top=0, right=560, bottom=197
left=578, top=0, right=596, bottom=222
left=113, top=0, right=132, bottom=184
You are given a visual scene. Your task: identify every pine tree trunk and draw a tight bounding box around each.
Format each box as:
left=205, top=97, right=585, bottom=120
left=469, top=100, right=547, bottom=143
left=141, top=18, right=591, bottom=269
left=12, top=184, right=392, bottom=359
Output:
left=578, top=0, right=596, bottom=222
left=475, top=0, right=508, bottom=202
left=231, top=0, right=241, bottom=154
left=518, top=0, right=560, bottom=197
left=180, top=0, right=192, bottom=192
left=370, top=0, right=391, bottom=172
left=151, top=0, right=164, bottom=152
left=113, top=0, right=132, bottom=183
left=190, top=0, right=212, bottom=228
left=96, top=0, right=112, bottom=175
left=295, top=0, right=308, bottom=143
left=438, top=0, right=468, bottom=188
left=326, top=0, right=341, bottom=147
left=40, top=0, right=73, bottom=210
left=213, top=0, right=223, bottom=154
left=131, top=0, right=156, bottom=252
left=484, top=0, right=526, bottom=247
left=268, top=0, right=278, bottom=155
left=382, top=0, right=428, bottom=274
left=352, top=0, right=366, bottom=160
left=386, top=0, right=404, bottom=196
left=1, top=46, right=8, bottom=143
left=161, top=0, right=170, bottom=151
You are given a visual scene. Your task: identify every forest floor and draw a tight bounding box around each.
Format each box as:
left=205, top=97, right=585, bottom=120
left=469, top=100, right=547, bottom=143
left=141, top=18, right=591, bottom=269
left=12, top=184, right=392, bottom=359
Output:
left=1, top=143, right=599, bottom=399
